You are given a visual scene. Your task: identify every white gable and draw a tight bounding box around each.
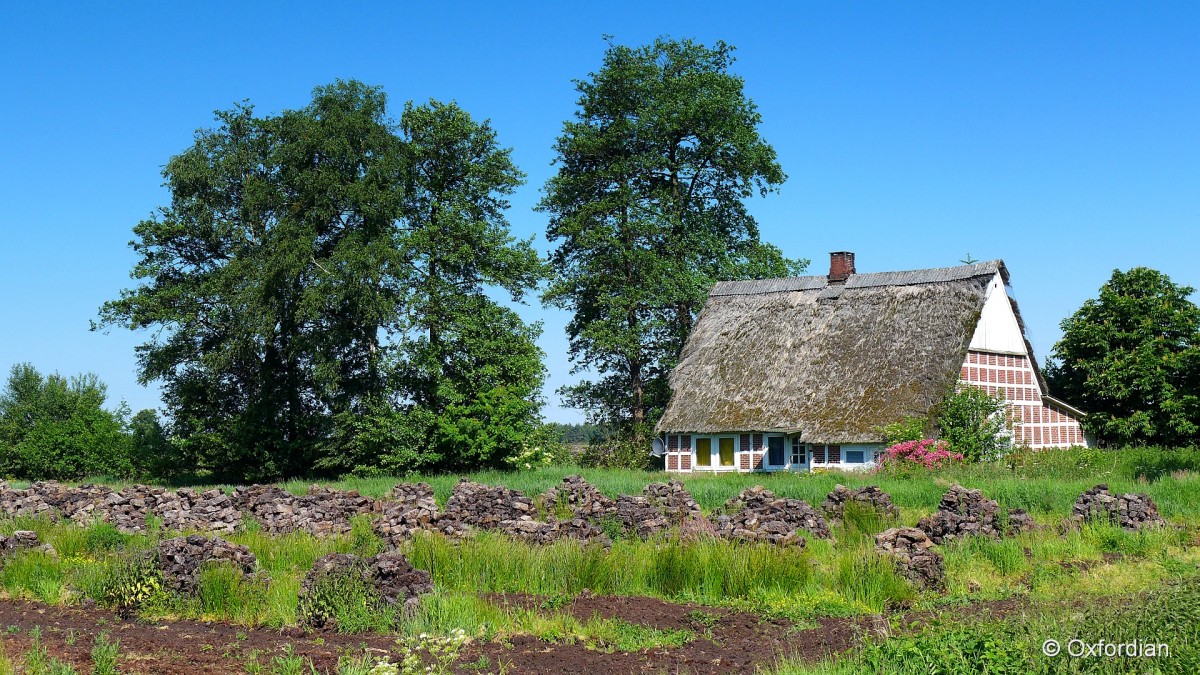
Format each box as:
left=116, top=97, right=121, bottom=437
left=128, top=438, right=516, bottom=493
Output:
left=968, top=272, right=1027, bottom=355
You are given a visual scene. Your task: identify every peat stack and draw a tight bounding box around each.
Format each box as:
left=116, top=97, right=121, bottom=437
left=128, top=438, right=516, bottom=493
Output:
left=821, top=484, right=899, bottom=524
left=710, top=486, right=829, bottom=546
left=444, top=479, right=537, bottom=530
left=300, top=551, right=432, bottom=627
left=642, top=479, right=703, bottom=524
left=0, top=530, right=42, bottom=555
left=875, top=527, right=944, bottom=591
left=1006, top=509, right=1038, bottom=535
left=1072, top=484, right=1165, bottom=531
left=539, top=475, right=616, bottom=520
left=375, top=482, right=442, bottom=546
left=497, top=516, right=612, bottom=547
left=233, top=485, right=299, bottom=533
left=917, top=484, right=1002, bottom=543
left=158, top=535, right=257, bottom=594
left=154, top=488, right=242, bottom=534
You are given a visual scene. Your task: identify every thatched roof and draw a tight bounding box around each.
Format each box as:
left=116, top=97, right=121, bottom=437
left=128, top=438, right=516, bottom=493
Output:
left=656, top=260, right=1009, bottom=442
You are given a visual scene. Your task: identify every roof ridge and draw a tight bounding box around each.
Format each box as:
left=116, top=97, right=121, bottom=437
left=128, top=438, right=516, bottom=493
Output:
left=711, top=260, right=1005, bottom=297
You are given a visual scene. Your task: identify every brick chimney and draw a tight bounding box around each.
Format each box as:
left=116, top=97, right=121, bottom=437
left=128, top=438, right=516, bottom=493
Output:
left=828, top=251, right=856, bottom=283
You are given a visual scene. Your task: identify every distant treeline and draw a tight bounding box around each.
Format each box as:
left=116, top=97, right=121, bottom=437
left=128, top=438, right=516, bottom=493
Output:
left=544, top=423, right=607, bottom=445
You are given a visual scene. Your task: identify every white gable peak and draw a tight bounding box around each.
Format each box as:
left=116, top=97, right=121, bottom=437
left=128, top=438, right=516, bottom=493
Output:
left=968, top=272, right=1028, bottom=355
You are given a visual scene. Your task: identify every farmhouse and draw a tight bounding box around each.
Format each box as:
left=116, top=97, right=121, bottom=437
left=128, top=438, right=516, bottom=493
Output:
left=656, top=252, right=1090, bottom=473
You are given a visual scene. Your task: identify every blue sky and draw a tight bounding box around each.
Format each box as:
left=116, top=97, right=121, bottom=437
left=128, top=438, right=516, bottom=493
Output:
left=1, top=2, right=1196, bottom=423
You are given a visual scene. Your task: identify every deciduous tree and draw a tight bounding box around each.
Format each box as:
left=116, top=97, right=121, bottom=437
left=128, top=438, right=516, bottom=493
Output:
left=1046, top=267, right=1200, bottom=446
left=98, top=82, right=545, bottom=479
left=0, top=363, right=131, bottom=480
left=540, top=37, right=805, bottom=455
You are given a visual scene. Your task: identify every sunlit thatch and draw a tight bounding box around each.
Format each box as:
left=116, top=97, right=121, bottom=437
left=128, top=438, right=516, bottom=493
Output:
left=656, top=261, right=1007, bottom=442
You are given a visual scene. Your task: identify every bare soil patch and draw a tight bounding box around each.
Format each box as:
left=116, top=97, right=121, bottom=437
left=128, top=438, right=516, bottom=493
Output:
left=0, top=600, right=395, bottom=674
left=476, top=592, right=862, bottom=674
left=0, top=595, right=871, bottom=674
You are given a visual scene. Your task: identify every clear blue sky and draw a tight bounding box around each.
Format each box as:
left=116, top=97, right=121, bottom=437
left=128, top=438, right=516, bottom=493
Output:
left=1, top=2, right=1196, bottom=423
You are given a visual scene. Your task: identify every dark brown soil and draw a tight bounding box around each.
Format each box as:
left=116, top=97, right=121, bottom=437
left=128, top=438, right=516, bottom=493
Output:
left=0, top=600, right=397, bottom=674
left=479, top=591, right=866, bottom=673
left=0, top=594, right=870, bottom=674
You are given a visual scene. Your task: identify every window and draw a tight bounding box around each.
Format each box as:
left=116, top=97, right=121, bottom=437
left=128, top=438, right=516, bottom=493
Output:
left=696, top=438, right=712, bottom=467
left=828, top=445, right=841, bottom=463
left=791, top=438, right=804, bottom=465
left=846, top=450, right=865, bottom=464
left=768, top=437, right=785, bottom=466
left=812, top=444, right=826, bottom=463
left=718, top=437, right=735, bottom=467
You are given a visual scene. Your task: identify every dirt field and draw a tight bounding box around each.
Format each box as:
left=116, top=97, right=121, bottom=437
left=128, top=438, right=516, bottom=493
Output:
left=0, top=595, right=871, bottom=674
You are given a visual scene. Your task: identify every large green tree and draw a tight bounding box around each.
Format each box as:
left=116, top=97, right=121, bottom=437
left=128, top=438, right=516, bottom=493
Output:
left=98, top=82, right=545, bottom=479
left=322, top=100, right=546, bottom=475
left=0, top=363, right=131, bottom=480
left=1046, top=267, right=1200, bottom=446
left=540, top=37, right=805, bottom=447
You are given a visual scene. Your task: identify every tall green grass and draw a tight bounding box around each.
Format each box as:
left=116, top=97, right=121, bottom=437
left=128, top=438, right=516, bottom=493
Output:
left=775, top=571, right=1200, bottom=675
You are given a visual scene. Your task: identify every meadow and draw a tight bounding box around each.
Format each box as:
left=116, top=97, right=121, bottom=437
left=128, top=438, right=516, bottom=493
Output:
left=0, top=446, right=1197, bottom=673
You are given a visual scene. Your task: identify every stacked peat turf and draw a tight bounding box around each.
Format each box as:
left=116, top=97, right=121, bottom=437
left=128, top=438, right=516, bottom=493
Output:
left=1072, top=484, right=1165, bottom=531
left=299, top=551, right=432, bottom=627
left=374, top=482, right=442, bottom=546
left=642, top=479, right=703, bottom=524
left=539, top=475, right=616, bottom=521
left=821, top=484, right=899, bottom=524
left=917, top=484, right=1002, bottom=544
left=154, top=488, right=242, bottom=534
left=0, top=530, right=43, bottom=556
left=443, top=479, right=538, bottom=531
left=875, top=527, right=944, bottom=591
left=1005, top=509, right=1038, bottom=535
left=157, top=535, right=258, bottom=594
left=710, top=486, right=830, bottom=546
left=233, top=485, right=299, bottom=534
left=99, top=485, right=175, bottom=533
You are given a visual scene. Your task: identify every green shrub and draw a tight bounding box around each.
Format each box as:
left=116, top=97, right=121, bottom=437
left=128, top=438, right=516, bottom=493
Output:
left=81, top=523, right=128, bottom=554
left=879, top=416, right=928, bottom=447
left=938, top=386, right=1009, bottom=462
left=833, top=548, right=914, bottom=612
left=0, top=363, right=133, bottom=481
left=857, top=620, right=1034, bottom=674
left=127, top=409, right=185, bottom=482
left=1121, top=446, right=1200, bottom=481
left=298, top=560, right=394, bottom=633
left=579, top=426, right=651, bottom=470
left=0, top=551, right=66, bottom=603
left=99, top=552, right=164, bottom=618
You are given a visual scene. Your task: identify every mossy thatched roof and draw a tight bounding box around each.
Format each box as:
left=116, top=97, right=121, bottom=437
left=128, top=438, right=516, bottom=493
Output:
left=656, top=261, right=1007, bottom=442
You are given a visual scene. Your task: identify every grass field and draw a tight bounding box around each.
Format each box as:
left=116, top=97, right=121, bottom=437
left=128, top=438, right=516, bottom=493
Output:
left=1, top=446, right=1198, bottom=673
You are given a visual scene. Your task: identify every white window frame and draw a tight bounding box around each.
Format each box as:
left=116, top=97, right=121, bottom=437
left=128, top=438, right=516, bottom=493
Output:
left=692, top=435, right=739, bottom=471
left=763, top=434, right=788, bottom=470
left=787, top=436, right=810, bottom=472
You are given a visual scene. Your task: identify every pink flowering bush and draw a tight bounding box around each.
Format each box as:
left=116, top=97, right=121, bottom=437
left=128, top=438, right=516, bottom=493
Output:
left=881, top=439, right=964, bottom=469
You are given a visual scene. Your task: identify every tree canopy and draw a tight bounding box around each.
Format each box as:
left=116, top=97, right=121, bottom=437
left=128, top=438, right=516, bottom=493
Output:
left=1046, top=267, right=1200, bottom=446
left=539, top=37, right=805, bottom=458
left=0, top=364, right=131, bottom=480
left=97, top=81, right=545, bottom=480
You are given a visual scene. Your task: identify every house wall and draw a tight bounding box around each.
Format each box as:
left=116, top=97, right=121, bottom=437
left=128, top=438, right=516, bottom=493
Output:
left=663, top=434, right=879, bottom=473
left=960, top=350, right=1088, bottom=448
left=963, top=273, right=1088, bottom=449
